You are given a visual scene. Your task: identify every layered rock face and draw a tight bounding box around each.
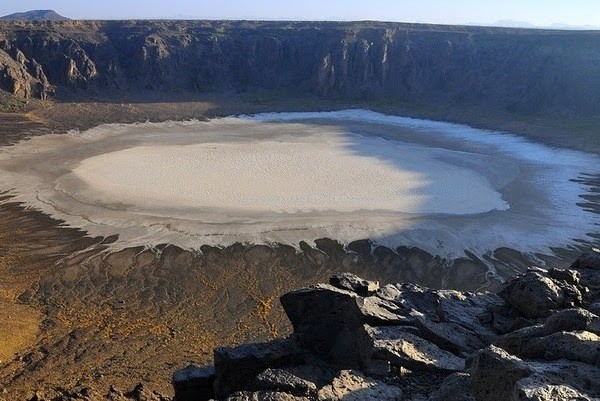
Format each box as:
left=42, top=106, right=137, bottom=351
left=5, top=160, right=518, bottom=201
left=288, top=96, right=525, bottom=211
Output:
left=0, top=20, right=599, bottom=117
left=173, top=251, right=600, bottom=401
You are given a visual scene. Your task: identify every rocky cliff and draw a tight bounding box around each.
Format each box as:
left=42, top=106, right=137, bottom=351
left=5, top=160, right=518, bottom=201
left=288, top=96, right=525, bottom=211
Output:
left=1, top=20, right=599, bottom=118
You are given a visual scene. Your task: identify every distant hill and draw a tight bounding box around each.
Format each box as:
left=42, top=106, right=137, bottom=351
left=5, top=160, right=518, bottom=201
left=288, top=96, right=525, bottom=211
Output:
left=0, top=10, right=69, bottom=20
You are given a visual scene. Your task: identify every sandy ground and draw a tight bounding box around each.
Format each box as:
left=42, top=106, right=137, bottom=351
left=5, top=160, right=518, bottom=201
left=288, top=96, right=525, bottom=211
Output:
left=0, top=110, right=596, bottom=258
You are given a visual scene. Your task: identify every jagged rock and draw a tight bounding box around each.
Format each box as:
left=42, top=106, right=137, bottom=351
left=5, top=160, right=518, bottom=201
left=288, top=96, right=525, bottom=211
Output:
left=498, top=271, right=581, bottom=318
left=329, top=272, right=378, bottom=296
left=547, top=268, right=581, bottom=285
left=494, top=325, right=546, bottom=356
left=542, top=308, right=598, bottom=334
left=415, top=318, right=486, bottom=356
left=428, top=373, right=475, bottom=401
left=172, top=364, right=216, bottom=401
left=226, top=391, right=311, bottom=401
left=513, top=377, right=595, bottom=401
left=470, top=345, right=600, bottom=401
left=377, top=283, right=500, bottom=341
left=316, top=370, right=403, bottom=401
left=214, top=339, right=309, bottom=397
left=436, top=292, right=501, bottom=343
left=571, top=250, right=600, bottom=270
left=490, top=304, right=532, bottom=334
left=357, top=296, right=409, bottom=325
left=495, top=308, right=600, bottom=357
left=366, top=325, right=465, bottom=372
left=253, top=368, right=319, bottom=396
left=519, top=331, right=600, bottom=365
left=571, top=250, right=600, bottom=303
left=174, top=255, right=600, bottom=400
left=376, top=283, right=440, bottom=319
left=470, top=346, right=534, bottom=401
left=526, top=360, right=600, bottom=399
left=280, top=285, right=374, bottom=369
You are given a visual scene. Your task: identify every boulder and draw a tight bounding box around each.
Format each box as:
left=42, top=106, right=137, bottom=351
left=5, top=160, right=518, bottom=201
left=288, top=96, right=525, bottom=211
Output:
left=494, top=325, right=546, bottom=356
left=428, top=373, right=475, bottom=401
left=547, top=268, right=580, bottom=285
left=366, top=325, right=465, bottom=372
left=526, top=359, right=600, bottom=399
left=225, top=391, right=311, bottom=401
left=280, top=285, right=373, bottom=369
left=253, top=368, right=318, bottom=397
left=415, top=318, right=486, bottom=356
left=570, top=250, right=600, bottom=303
left=520, top=331, right=600, bottom=365
left=214, top=339, right=308, bottom=397
left=470, top=345, right=600, bottom=401
left=498, top=271, right=581, bottom=318
left=570, top=250, right=600, bottom=270
left=329, top=273, right=378, bottom=296
left=542, top=308, right=598, bottom=334
left=316, top=370, right=403, bottom=401
left=356, top=296, right=409, bottom=326
left=436, top=292, right=500, bottom=343
left=376, top=283, right=500, bottom=341
left=470, top=346, right=533, bottom=401
left=172, top=364, right=215, bottom=401
left=376, top=283, right=440, bottom=320
left=513, top=377, right=595, bottom=401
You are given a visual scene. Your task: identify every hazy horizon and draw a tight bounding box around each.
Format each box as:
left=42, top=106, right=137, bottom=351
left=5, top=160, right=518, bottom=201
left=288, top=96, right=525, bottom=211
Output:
left=2, top=1, right=599, bottom=30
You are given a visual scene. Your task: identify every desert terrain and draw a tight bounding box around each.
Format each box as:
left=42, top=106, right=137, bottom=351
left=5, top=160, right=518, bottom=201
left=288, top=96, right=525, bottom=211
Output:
left=0, top=20, right=598, bottom=399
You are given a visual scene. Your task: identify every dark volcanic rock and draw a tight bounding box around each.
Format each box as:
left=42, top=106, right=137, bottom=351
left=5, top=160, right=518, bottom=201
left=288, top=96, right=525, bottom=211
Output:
left=429, top=373, right=475, bottom=401
left=172, top=364, right=216, bottom=401
left=571, top=250, right=600, bottom=271
left=470, top=346, right=600, bottom=401
left=367, top=325, right=466, bottom=372
left=498, top=270, right=582, bottom=318
left=542, top=307, right=599, bottom=334
left=517, top=330, right=600, bottom=365
left=329, top=272, right=379, bottom=296
left=279, top=285, right=374, bottom=369
left=253, top=367, right=321, bottom=397
left=172, top=252, right=600, bottom=400
left=571, top=250, right=600, bottom=303
left=316, top=370, right=403, bottom=401
left=470, top=346, right=534, bottom=401
left=415, top=318, right=486, bottom=356
left=214, top=339, right=309, bottom=398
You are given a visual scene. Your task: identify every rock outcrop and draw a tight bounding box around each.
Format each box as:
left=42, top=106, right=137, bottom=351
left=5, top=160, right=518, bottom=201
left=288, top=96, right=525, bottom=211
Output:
left=0, top=20, right=599, bottom=119
left=173, top=250, right=600, bottom=400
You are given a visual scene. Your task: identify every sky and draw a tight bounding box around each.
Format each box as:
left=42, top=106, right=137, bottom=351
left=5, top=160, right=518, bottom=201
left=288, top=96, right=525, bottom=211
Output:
left=2, top=0, right=600, bottom=28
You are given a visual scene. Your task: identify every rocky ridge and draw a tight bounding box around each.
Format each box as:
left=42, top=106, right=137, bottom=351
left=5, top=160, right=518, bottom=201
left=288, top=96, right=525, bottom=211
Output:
left=167, top=250, right=600, bottom=401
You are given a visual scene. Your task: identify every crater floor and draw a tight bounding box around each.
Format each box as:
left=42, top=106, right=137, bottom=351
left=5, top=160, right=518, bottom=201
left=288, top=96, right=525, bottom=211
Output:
left=0, top=110, right=596, bottom=257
